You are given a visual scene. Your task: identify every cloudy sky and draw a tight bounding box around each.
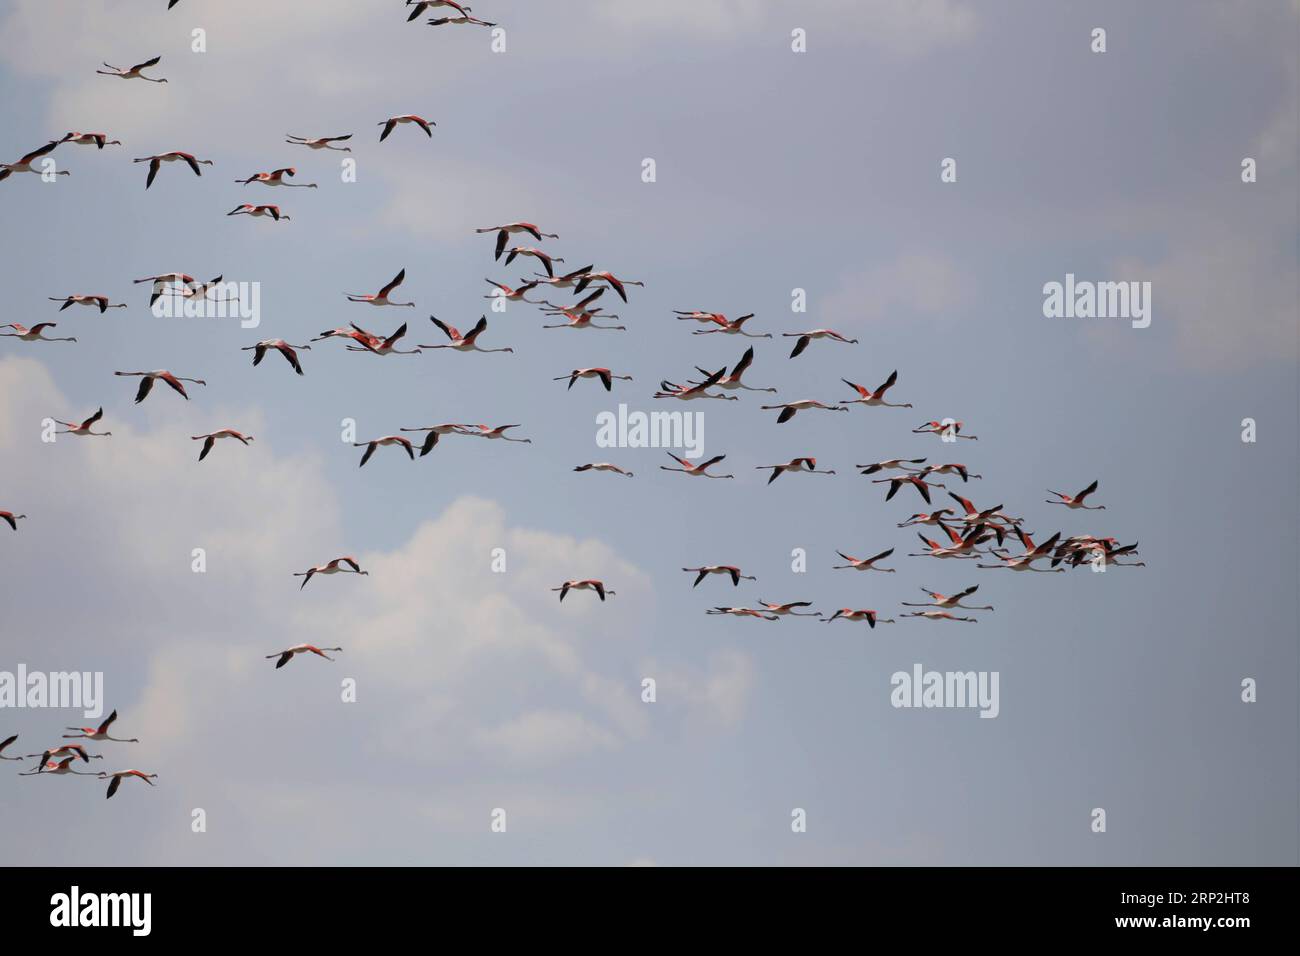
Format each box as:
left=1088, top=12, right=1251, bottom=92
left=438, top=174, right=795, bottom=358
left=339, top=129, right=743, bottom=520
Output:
left=0, top=0, right=1296, bottom=865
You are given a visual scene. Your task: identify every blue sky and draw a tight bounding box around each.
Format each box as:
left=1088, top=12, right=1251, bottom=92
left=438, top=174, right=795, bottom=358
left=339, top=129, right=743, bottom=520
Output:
left=0, top=0, right=1296, bottom=865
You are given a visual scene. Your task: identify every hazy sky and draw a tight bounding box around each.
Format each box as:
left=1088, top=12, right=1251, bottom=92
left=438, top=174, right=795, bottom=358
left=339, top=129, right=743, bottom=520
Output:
left=0, top=0, right=1296, bottom=865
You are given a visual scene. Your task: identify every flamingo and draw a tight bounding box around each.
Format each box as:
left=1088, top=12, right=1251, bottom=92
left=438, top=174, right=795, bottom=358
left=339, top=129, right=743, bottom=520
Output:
left=528, top=264, right=594, bottom=291
left=872, top=470, right=947, bottom=504
left=948, top=492, right=1021, bottom=528
left=114, top=370, right=206, bottom=403
left=913, top=420, right=978, bottom=440
left=897, top=509, right=955, bottom=528
left=678, top=312, right=771, bottom=338
left=858, top=458, right=927, bottom=475
left=783, top=328, right=858, bottom=357
left=346, top=268, right=415, bottom=307
left=267, top=643, right=343, bottom=666
left=407, top=0, right=475, bottom=23
left=824, top=609, right=895, bottom=626
left=504, top=246, right=564, bottom=277
left=420, top=315, right=513, bottom=353
left=134, top=151, right=212, bottom=188
left=654, top=368, right=736, bottom=401
left=354, top=435, right=416, bottom=467
left=99, top=769, right=158, bottom=799
left=427, top=14, right=497, bottom=26
left=756, top=600, right=822, bottom=618
left=294, top=557, right=368, bottom=589
left=685, top=346, right=776, bottom=394
left=1, top=323, right=76, bottom=343
left=706, top=607, right=779, bottom=621
left=227, top=203, right=289, bottom=221
left=483, top=278, right=543, bottom=303
left=53, top=407, right=111, bottom=438
left=542, top=309, right=626, bottom=332
left=661, top=452, right=734, bottom=479
left=0, top=511, right=26, bottom=531
left=554, top=367, right=632, bottom=391
left=58, top=132, right=122, bottom=149
left=572, top=270, right=644, bottom=302
left=135, top=271, right=196, bottom=306
left=242, top=339, right=310, bottom=375
left=901, top=610, right=978, bottom=623
left=761, top=399, right=848, bottom=423
left=574, top=462, right=633, bottom=477
left=344, top=322, right=421, bottom=355
left=552, top=579, right=614, bottom=602
left=47, top=294, right=127, bottom=313
left=979, top=530, right=1065, bottom=572
left=540, top=289, right=620, bottom=328
left=840, top=371, right=912, bottom=409
left=1046, top=480, right=1106, bottom=510
left=476, top=222, right=558, bottom=260
left=19, top=756, right=99, bottom=777
left=399, top=423, right=470, bottom=456
left=757, top=457, right=835, bottom=484
left=379, top=114, right=436, bottom=142
left=313, top=324, right=382, bottom=349
left=192, top=429, right=253, bottom=461
left=831, top=548, right=896, bottom=572
left=683, top=565, right=756, bottom=588
left=97, top=55, right=167, bottom=83
left=924, top=463, right=981, bottom=482
left=0, top=141, right=68, bottom=182
left=26, top=744, right=102, bottom=764
left=63, top=710, right=138, bottom=743
left=236, top=166, right=317, bottom=187
left=457, top=424, right=532, bottom=443
left=909, top=523, right=990, bottom=560
left=0, top=735, right=21, bottom=760
left=286, top=133, right=353, bottom=152
left=902, top=585, right=994, bottom=612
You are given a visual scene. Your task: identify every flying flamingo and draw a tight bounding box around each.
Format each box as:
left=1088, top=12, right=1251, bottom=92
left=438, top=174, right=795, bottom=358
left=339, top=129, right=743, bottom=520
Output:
left=63, top=710, right=138, bottom=743
left=840, top=371, right=912, bottom=409
left=476, top=222, right=558, bottom=260
left=909, top=523, right=990, bottom=560
left=924, top=463, right=982, bottom=482
left=379, top=114, right=436, bottom=141
left=979, top=530, right=1065, bottom=572
left=243, top=339, right=310, bottom=375
left=97, top=55, right=167, bottom=83
left=897, top=509, right=956, bottom=528
left=313, top=325, right=383, bottom=349
left=19, top=756, right=99, bottom=777
left=757, top=457, right=835, bottom=484
left=541, top=309, right=626, bottom=332
left=572, top=270, right=644, bottom=302
left=267, top=644, right=343, bottom=666
left=135, top=151, right=212, bottom=188
left=756, top=600, right=822, bottom=618
left=831, top=548, right=896, bottom=572
left=913, top=420, right=978, bottom=440
left=574, top=463, right=634, bottom=477
left=706, top=607, right=779, bottom=621
left=25, top=744, right=102, bottom=764
left=135, top=271, right=196, bottom=306
left=683, top=565, right=756, bottom=588
left=427, top=14, right=497, bottom=26
left=344, top=322, right=421, bottom=355
left=114, top=370, right=206, bottom=403
left=761, top=399, right=848, bottom=424
left=1046, top=480, right=1105, bottom=510
left=99, top=769, right=158, bottom=799
left=0, top=511, right=26, bottom=531
left=783, top=328, right=858, bottom=358
left=872, top=470, right=948, bottom=504
left=407, top=1, right=476, bottom=23
left=354, top=435, right=416, bottom=467
left=399, top=423, right=470, bottom=456
left=674, top=311, right=770, bottom=338
left=858, top=458, right=927, bottom=475
left=528, top=264, right=594, bottom=291
left=0, top=141, right=68, bottom=182
left=654, top=368, right=737, bottom=401
left=53, top=407, right=111, bottom=438
left=947, top=492, right=1021, bottom=528
left=1, top=323, right=76, bottom=343
left=687, top=346, right=776, bottom=393
left=58, top=132, right=122, bottom=149
left=824, top=609, right=895, bottom=626
left=192, top=429, right=253, bottom=461
left=286, top=133, right=353, bottom=152
left=661, top=452, right=734, bottom=479
left=902, top=585, right=994, bottom=612
left=483, top=279, right=543, bottom=303
left=504, top=246, right=564, bottom=277
left=552, top=580, right=614, bottom=602
left=48, top=294, right=127, bottom=313
left=457, top=424, right=532, bottom=443
left=236, top=166, right=317, bottom=187
left=554, top=367, right=633, bottom=391
left=227, top=203, right=289, bottom=221
left=0, top=735, right=20, bottom=760
left=901, top=610, right=978, bottom=623
left=420, top=315, right=513, bottom=354
left=346, top=268, right=415, bottom=307
left=294, top=558, right=368, bottom=589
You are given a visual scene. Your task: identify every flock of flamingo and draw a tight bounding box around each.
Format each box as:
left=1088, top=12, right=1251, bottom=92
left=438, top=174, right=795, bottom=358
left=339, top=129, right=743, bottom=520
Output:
left=1, top=0, right=1143, bottom=803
